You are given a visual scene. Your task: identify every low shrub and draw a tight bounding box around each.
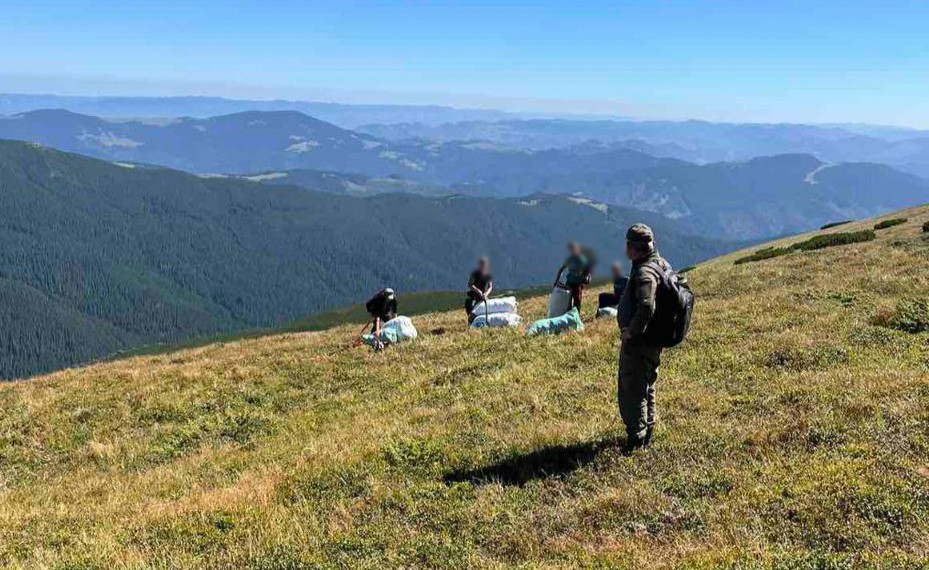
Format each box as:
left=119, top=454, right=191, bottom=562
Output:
left=876, top=299, right=929, bottom=334
left=874, top=218, right=907, bottom=230
left=791, top=230, right=876, bottom=251
left=734, top=247, right=792, bottom=265
left=734, top=230, right=876, bottom=265
left=847, top=326, right=899, bottom=347
left=821, top=220, right=853, bottom=230
left=826, top=290, right=856, bottom=307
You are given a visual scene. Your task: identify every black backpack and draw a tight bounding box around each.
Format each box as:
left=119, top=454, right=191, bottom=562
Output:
left=642, top=262, right=694, bottom=348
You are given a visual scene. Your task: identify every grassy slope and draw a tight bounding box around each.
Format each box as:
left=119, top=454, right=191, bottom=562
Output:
left=123, top=285, right=560, bottom=359
left=1, top=208, right=928, bottom=569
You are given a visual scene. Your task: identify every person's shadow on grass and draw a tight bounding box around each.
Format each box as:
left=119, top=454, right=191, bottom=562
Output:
left=443, top=435, right=621, bottom=487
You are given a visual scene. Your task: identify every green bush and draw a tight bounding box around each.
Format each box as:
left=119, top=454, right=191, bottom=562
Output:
left=791, top=230, right=876, bottom=251
left=734, top=230, right=876, bottom=265
left=874, top=218, right=907, bottom=230
left=734, top=247, right=792, bottom=265
left=820, top=220, right=853, bottom=230
left=883, top=299, right=929, bottom=334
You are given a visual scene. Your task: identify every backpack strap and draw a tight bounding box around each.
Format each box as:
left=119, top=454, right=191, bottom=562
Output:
left=641, top=260, right=669, bottom=284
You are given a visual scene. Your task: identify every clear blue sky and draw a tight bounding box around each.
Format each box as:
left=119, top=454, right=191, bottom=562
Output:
left=2, top=0, right=928, bottom=126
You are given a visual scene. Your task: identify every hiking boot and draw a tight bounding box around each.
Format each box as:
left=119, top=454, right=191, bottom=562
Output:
left=643, top=426, right=654, bottom=447
left=622, top=437, right=645, bottom=455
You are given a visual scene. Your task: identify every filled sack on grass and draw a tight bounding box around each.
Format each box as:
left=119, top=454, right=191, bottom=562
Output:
left=597, top=306, right=618, bottom=319
left=470, top=296, right=518, bottom=316
left=362, top=316, right=418, bottom=346
left=527, top=307, right=584, bottom=336
left=598, top=292, right=620, bottom=309
left=547, top=286, right=572, bottom=318
left=470, top=311, right=522, bottom=329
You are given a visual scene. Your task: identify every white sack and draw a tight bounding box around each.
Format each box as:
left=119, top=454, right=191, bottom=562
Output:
left=547, top=287, right=572, bottom=318
left=596, top=306, right=618, bottom=319
left=469, top=296, right=518, bottom=316
left=382, top=316, right=418, bottom=341
left=470, top=311, right=522, bottom=328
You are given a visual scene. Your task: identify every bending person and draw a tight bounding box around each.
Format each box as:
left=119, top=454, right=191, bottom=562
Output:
left=365, top=288, right=397, bottom=351
left=465, top=257, right=494, bottom=324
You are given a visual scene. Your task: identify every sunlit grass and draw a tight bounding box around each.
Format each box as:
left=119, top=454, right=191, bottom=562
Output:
left=0, top=206, right=927, bottom=569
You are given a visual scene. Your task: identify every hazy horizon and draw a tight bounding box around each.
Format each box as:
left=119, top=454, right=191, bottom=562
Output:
left=3, top=1, right=928, bottom=128
left=4, top=85, right=929, bottom=132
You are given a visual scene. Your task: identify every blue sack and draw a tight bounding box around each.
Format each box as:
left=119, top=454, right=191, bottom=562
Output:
left=526, top=307, right=584, bottom=336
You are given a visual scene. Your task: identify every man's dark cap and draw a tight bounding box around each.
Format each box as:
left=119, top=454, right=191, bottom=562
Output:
left=626, top=223, right=654, bottom=244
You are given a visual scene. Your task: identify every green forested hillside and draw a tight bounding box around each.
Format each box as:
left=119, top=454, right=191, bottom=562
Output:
left=0, top=140, right=733, bottom=379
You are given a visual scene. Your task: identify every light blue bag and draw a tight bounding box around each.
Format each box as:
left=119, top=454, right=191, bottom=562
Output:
left=362, top=327, right=400, bottom=347
left=526, top=307, right=584, bottom=336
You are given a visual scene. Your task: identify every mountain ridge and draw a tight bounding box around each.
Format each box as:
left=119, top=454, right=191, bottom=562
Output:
left=2, top=109, right=927, bottom=240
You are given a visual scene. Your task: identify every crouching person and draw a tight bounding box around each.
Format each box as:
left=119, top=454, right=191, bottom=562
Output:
left=598, top=261, right=628, bottom=310
left=617, top=224, right=672, bottom=453
left=365, top=288, right=397, bottom=351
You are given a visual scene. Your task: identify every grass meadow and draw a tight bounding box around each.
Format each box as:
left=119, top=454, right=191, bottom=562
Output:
left=1, top=207, right=927, bottom=569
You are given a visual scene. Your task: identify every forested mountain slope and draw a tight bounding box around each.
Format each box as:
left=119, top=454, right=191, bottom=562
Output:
left=0, top=140, right=732, bottom=378
left=259, top=154, right=929, bottom=240
left=3, top=110, right=928, bottom=241
left=0, top=208, right=926, bottom=568
left=553, top=154, right=929, bottom=239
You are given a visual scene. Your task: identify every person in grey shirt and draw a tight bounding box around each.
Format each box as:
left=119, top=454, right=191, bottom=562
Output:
left=616, top=224, right=672, bottom=453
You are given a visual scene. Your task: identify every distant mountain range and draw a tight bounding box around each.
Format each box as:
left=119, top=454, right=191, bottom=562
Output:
left=3, top=109, right=927, bottom=240
left=0, top=109, right=413, bottom=175
left=0, top=140, right=733, bottom=379
left=359, top=118, right=929, bottom=179
left=5, top=93, right=929, bottom=178
left=0, top=93, right=521, bottom=128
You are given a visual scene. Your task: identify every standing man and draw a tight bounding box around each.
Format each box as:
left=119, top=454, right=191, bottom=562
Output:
left=554, top=242, right=589, bottom=313
left=365, top=288, right=397, bottom=351
left=617, top=224, right=672, bottom=453
left=465, top=257, right=494, bottom=324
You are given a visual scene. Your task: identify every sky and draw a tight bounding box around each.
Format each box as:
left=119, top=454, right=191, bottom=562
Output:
left=2, top=0, right=929, bottom=126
